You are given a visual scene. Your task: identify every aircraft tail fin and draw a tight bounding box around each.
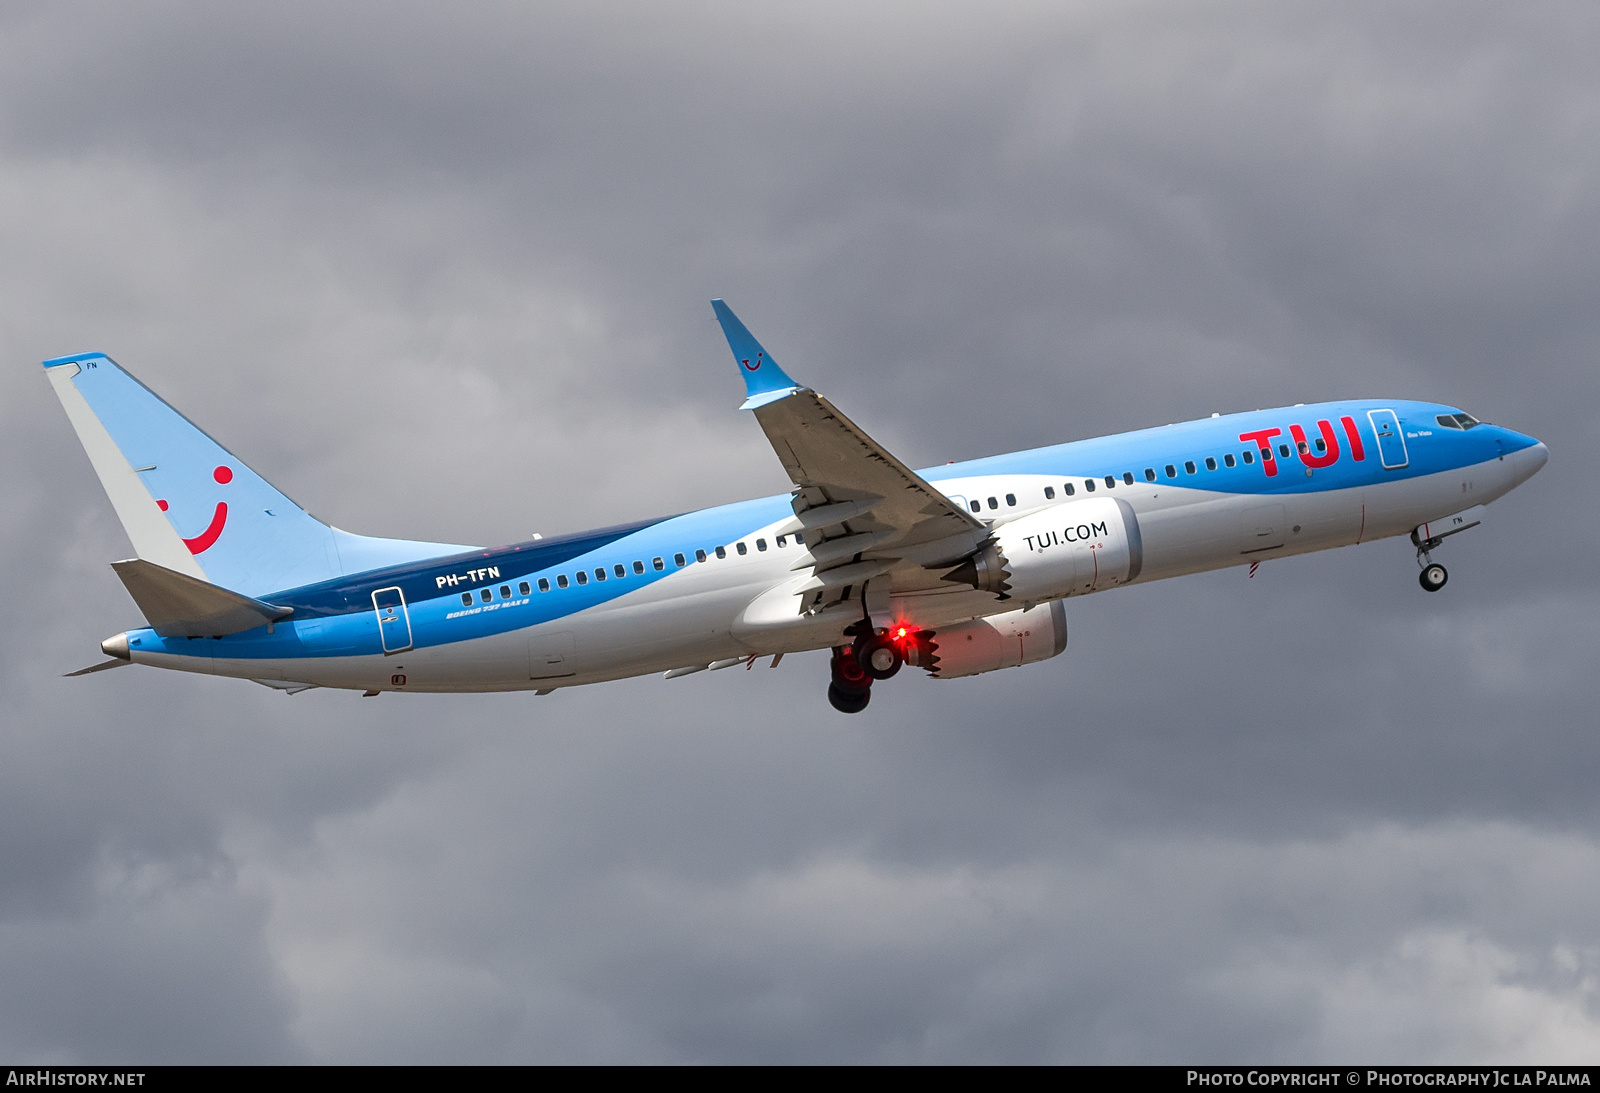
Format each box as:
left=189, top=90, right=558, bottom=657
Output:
left=44, top=353, right=472, bottom=598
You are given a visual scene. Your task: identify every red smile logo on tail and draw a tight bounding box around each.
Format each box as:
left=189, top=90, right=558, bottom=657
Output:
left=156, top=465, right=232, bottom=554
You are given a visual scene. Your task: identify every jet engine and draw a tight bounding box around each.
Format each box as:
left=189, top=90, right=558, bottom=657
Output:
left=924, top=601, right=1067, bottom=679
left=941, top=496, right=1144, bottom=602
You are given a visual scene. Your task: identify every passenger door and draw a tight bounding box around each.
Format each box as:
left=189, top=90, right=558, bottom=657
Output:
left=1367, top=409, right=1409, bottom=469
left=372, top=586, right=413, bottom=654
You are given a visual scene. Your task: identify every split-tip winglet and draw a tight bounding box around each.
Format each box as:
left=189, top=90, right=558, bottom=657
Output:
left=711, top=299, right=800, bottom=408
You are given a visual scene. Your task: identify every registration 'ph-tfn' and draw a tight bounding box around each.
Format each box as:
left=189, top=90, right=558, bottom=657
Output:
left=49, top=302, right=1547, bottom=712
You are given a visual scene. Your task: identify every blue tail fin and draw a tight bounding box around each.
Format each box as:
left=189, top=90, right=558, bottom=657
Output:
left=44, top=353, right=473, bottom=597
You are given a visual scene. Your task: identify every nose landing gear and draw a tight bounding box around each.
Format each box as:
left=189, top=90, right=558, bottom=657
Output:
left=1412, top=528, right=1450, bottom=593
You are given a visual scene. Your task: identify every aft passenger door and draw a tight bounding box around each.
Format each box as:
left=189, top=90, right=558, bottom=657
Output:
left=1367, top=409, right=1409, bottom=469
left=372, top=586, right=413, bottom=654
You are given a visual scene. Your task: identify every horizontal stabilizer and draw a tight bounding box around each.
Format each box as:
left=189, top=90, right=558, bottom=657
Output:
left=64, top=659, right=132, bottom=677
left=112, top=558, right=293, bottom=637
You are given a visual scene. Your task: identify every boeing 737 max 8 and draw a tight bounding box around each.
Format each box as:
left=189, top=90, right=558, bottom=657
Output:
left=49, top=301, right=1547, bottom=712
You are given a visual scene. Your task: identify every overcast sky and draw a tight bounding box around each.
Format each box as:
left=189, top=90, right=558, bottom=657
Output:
left=1, top=0, right=1597, bottom=1063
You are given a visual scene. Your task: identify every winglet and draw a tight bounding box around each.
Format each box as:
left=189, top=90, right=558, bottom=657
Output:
left=711, top=299, right=801, bottom=409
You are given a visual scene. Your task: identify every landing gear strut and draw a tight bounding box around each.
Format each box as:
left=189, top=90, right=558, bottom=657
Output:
left=1413, top=530, right=1449, bottom=593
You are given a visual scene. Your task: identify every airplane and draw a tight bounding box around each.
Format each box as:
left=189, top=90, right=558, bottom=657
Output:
left=48, top=300, right=1548, bottom=713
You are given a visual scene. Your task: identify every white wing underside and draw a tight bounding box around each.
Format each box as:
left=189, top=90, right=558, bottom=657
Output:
left=753, top=389, right=986, bottom=604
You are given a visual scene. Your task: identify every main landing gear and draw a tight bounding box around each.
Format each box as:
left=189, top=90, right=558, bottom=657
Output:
left=827, top=646, right=873, bottom=713
left=826, top=626, right=924, bottom=714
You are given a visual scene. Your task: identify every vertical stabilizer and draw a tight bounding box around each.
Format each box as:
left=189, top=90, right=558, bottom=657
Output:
left=44, top=353, right=472, bottom=597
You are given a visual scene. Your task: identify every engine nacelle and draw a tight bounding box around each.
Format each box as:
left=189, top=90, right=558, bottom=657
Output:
left=926, top=601, right=1067, bottom=679
left=942, top=497, right=1144, bottom=602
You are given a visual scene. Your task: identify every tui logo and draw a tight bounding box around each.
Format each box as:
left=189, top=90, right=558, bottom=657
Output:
left=155, top=465, right=233, bottom=554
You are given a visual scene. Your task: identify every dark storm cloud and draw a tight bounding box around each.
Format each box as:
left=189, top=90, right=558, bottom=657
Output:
left=0, top=0, right=1597, bottom=1062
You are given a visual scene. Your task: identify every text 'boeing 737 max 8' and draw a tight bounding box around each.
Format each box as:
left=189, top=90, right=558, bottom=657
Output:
left=48, top=301, right=1548, bottom=712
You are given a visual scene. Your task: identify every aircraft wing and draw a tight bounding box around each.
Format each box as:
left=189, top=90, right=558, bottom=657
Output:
left=712, top=300, right=986, bottom=587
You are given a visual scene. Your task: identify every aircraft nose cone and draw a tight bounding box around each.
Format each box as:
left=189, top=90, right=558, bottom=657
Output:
left=100, top=632, right=130, bottom=660
left=1525, top=440, right=1549, bottom=475
left=1510, top=439, right=1549, bottom=486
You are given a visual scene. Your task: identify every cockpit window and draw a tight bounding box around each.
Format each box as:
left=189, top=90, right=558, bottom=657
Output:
left=1436, top=414, right=1462, bottom=429
left=1454, top=412, right=1481, bottom=429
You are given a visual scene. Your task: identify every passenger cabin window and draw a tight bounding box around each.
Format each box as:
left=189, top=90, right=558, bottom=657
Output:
left=575, top=571, right=588, bottom=585
left=1104, top=475, right=1115, bottom=488
left=674, top=553, right=686, bottom=567
left=736, top=542, right=747, bottom=555
left=1123, top=472, right=1134, bottom=485
left=633, top=560, right=645, bottom=574
left=594, top=568, right=606, bottom=581
left=1145, top=468, right=1156, bottom=482
left=969, top=500, right=981, bottom=512
left=1044, top=486, right=1055, bottom=500
left=1205, top=457, right=1217, bottom=471
left=519, top=581, right=530, bottom=595
left=1243, top=450, right=1254, bottom=464
left=500, top=585, right=511, bottom=598
left=756, top=538, right=767, bottom=551
left=1005, top=493, right=1016, bottom=506
left=614, top=564, right=625, bottom=578
left=537, top=578, right=550, bottom=592
left=1224, top=454, right=1236, bottom=468
left=461, top=592, right=472, bottom=606
left=1260, top=447, right=1272, bottom=461
left=988, top=497, right=998, bottom=509
left=556, top=575, right=569, bottom=589
left=1184, top=461, right=1196, bottom=474
left=480, top=588, right=492, bottom=602
left=715, top=546, right=726, bottom=559
left=1064, top=483, right=1075, bottom=495
left=1296, top=441, right=1308, bottom=454
left=1279, top=444, right=1291, bottom=458
left=1165, top=464, right=1176, bottom=478
left=1085, top=479, right=1096, bottom=492
left=653, top=557, right=665, bottom=570
left=776, top=535, right=787, bottom=547
left=696, top=549, right=707, bottom=563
